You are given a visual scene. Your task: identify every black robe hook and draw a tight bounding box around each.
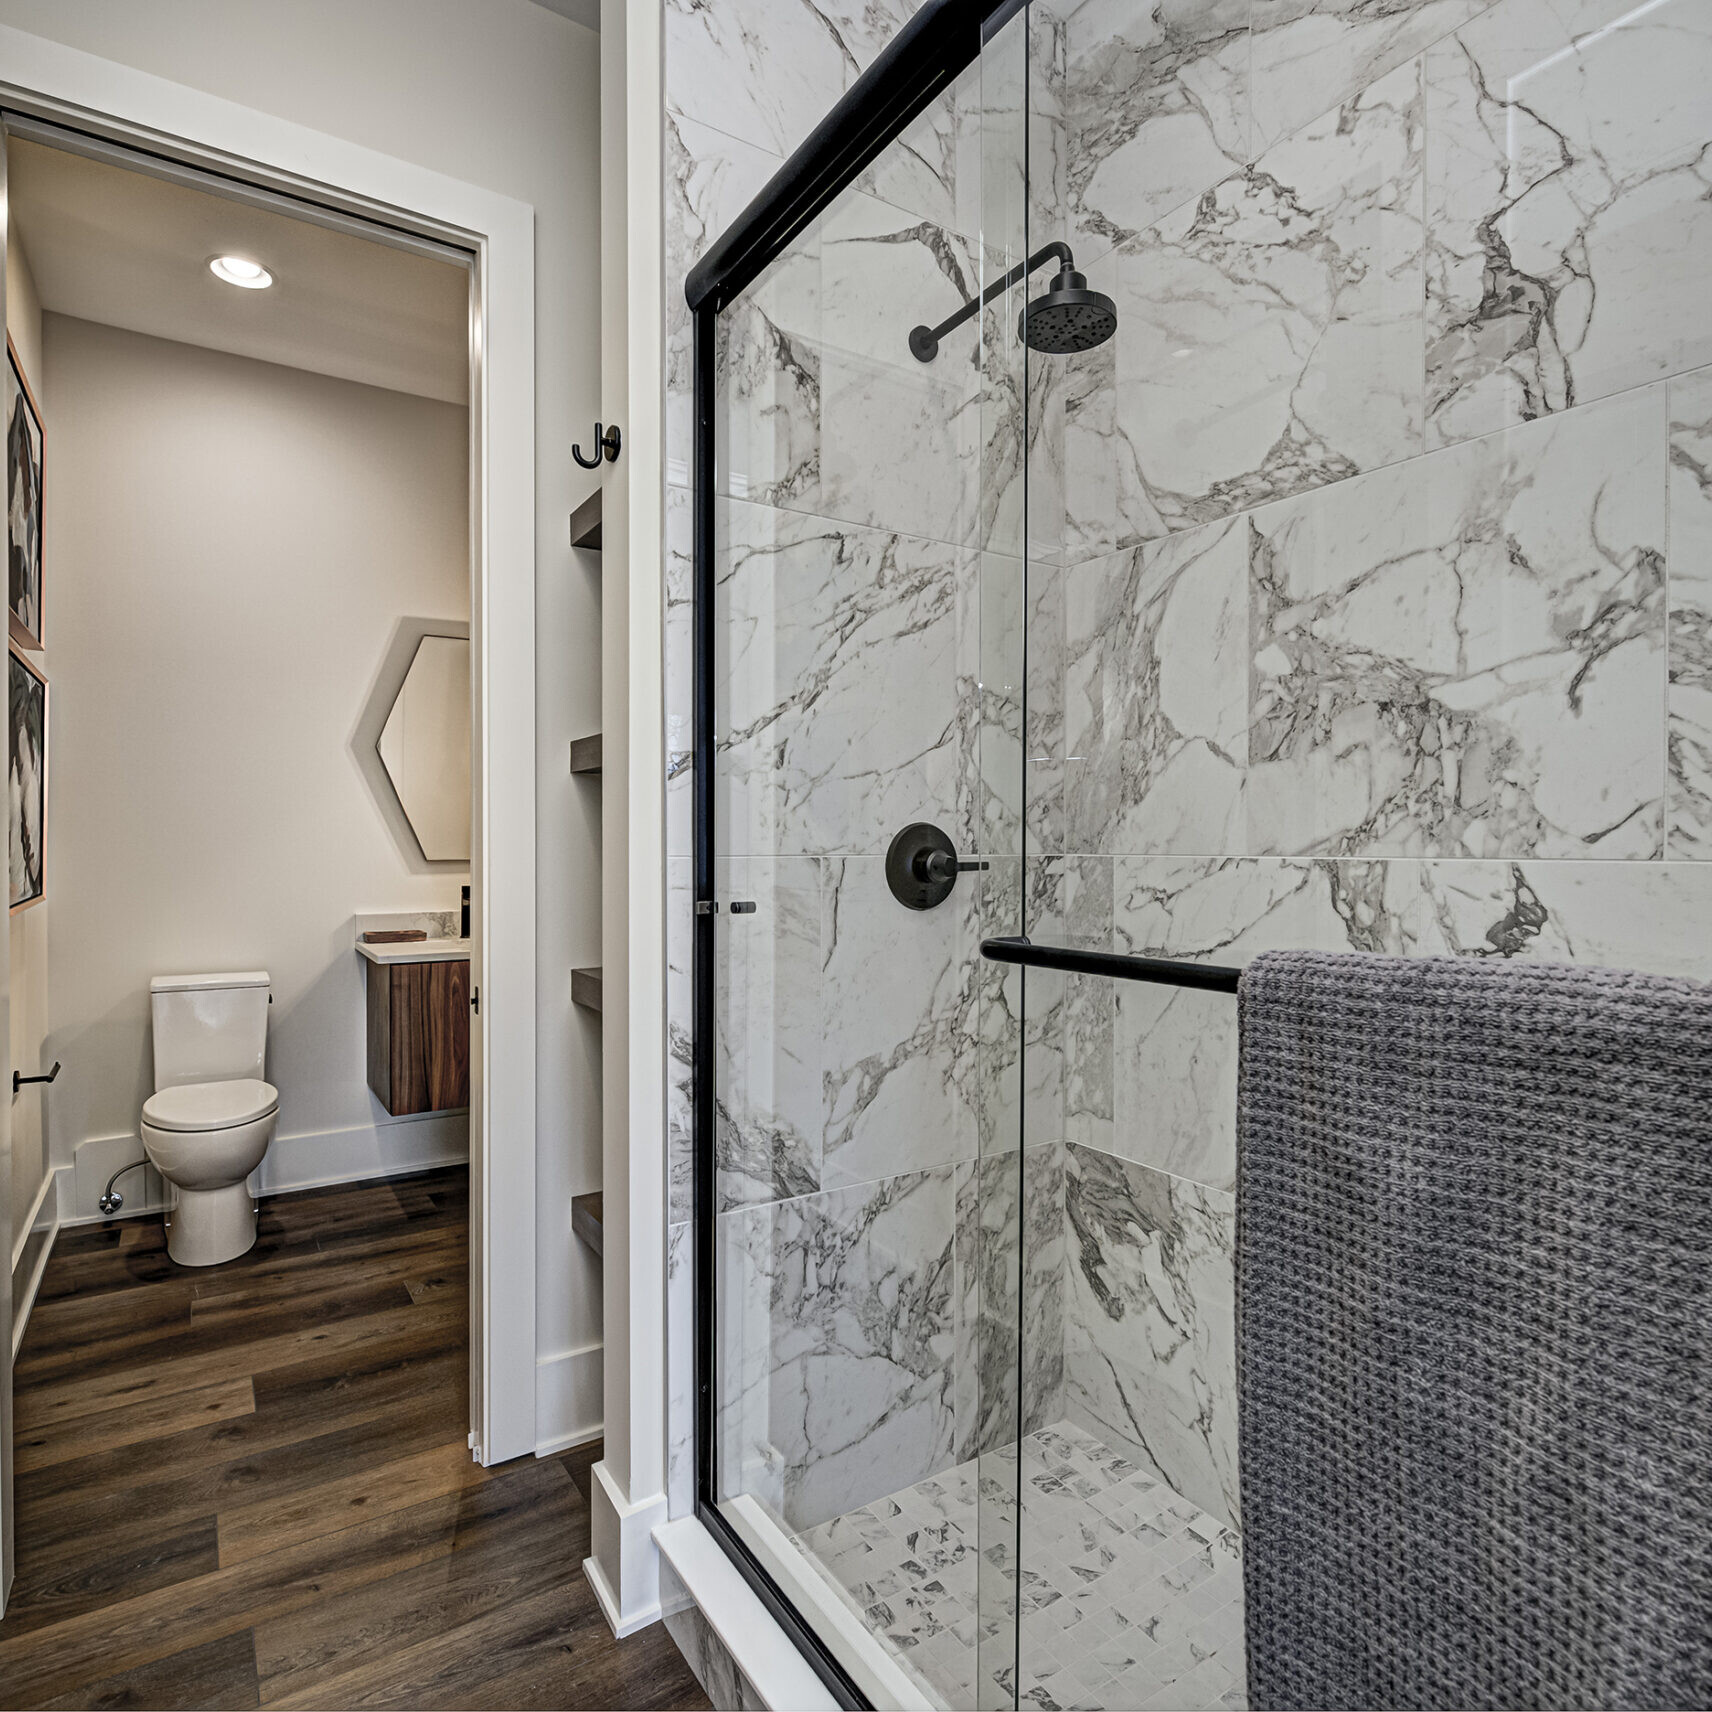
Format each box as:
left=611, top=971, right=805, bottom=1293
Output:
left=573, top=422, right=621, bottom=468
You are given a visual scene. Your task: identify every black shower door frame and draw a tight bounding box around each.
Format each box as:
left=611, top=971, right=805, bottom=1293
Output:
left=685, top=1, right=1022, bottom=1703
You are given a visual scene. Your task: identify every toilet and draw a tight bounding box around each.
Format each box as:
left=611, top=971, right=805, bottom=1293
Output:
left=141, top=971, right=279, bottom=1267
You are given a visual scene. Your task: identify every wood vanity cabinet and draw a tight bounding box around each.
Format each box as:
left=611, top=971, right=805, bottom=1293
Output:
left=366, top=958, right=470, bottom=1115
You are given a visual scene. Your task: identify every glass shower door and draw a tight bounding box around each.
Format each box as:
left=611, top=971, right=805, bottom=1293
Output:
left=701, top=29, right=1032, bottom=1706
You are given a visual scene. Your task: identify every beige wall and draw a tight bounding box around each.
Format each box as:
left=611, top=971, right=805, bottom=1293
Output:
left=0, top=1, right=605, bottom=1421
left=6, top=224, right=50, bottom=1246
left=42, top=316, right=469, bottom=1178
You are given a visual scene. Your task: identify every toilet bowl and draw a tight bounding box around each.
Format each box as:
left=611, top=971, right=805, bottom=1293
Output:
left=143, top=970, right=276, bottom=1267
left=142, top=1078, right=278, bottom=1266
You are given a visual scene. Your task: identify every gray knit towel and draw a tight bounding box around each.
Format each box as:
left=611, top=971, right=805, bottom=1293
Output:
left=1236, top=950, right=1712, bottom=1712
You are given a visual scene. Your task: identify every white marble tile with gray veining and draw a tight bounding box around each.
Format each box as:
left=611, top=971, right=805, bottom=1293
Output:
left=1249, top=0, right=1495, bottom=155
left=666, top=483, right=693, bottom=861
left=1059, top=0, right=1252, bottom=256
left=1111, top=857, right=1317, bottom=1191
left=1109, top=59, right=1425, bottom=544
left=717, top=1164, right=959, bottom=1532
left=667, top=857, right=696, bottom=1228
left=956, top=1142, right=1066, bottom=1463
left=821, top=857, right=981, bottom=1189
left=1107, top=853, right=1712, bottom=1191
left=665, top=0, right=869, bottom=160
left=668, top=1221, right=695, bottom=1520
left=1423, top=0, right=1712, bottom=449
left=666, top=111, right=789, bottom=485
left=1247, top=383, right=1666, bottom=859
left=715, top=496, right=976, bottom=860
left=1064, top=520, right=1248, bottom=858
left=1670, top=368, right=1712, bottom=858
left=717, top=856, right=825, bottom=1208
left=1063, top=1143, right=1241, bottom=1533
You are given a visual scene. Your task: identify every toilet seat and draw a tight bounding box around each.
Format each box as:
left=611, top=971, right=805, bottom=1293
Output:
left=143, top=1077, right=278, bottom=1133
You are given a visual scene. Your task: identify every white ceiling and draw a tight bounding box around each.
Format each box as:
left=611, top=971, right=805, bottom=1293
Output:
left=8, top=138, right=471, bottom=406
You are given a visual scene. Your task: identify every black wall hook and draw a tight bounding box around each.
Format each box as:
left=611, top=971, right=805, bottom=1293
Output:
left=573, top=422, right=622, bottom=469
left=14, top=1059, right=60, bottom=1095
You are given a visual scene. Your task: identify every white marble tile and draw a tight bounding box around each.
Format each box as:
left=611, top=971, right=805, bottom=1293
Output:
left=668, top=856, right=695, bottom=1228
left=1062, top=1145, right=1240, bottom=1532
left=717, top=856, right=825, bottom=1209
left=857, top=62, right=984, bottom=241
left=666, top=0, right=865, bottom=160
left=1670, top=367, right=1712, bottom=856
left=1113, top=857, right=1326, bottom=1191
left=668, top=1220, right=695, bottom=1520
left=1109, top=59, right=1425, bottom=542
left=1247, top=384, right=1667, bottom=859
left=1064, top=521, right=1249, bottom=858
left=821, top=857, right=980, bottom=1189
left=796, top=1420, right=1246, bottom=1712
left=714, top=496, right=976, bottom=860
left=666, top=483, right=693, bottom=861
left=666, top=111, right=789, bottom=486
left=717, top=1164, right=959, bottom=1532
left=1059, top=0, right=1251, bottom=253
left=956, top=1143, right=1068, bottom=1463
left=1424, top=0, right=1712, bottom=448
left=1249, top=0, right=1494, bottom=155
left=1108, top=853, right=1712, bottom=1190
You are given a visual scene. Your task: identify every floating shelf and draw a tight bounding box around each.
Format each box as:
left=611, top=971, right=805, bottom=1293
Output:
left=570, top=734, right=602, bottom=775
left=569, top=490, right=602, bottom=551
left=571, top=967, right=602, bottom=1012
left=572, top=1191, right=604, bottom=1257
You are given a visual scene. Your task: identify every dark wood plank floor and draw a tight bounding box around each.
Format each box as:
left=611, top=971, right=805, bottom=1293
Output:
left=0, top=1169, right=711, bottom=1712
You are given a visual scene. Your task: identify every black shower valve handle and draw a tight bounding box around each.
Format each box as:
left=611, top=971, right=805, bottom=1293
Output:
left=886, top=822, right=987, bottom=910
left=917, top=849, right=988, bottom=885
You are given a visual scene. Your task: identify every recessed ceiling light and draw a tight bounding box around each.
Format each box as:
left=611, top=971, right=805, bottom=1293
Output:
left=210, top=255, right=273, bottom=289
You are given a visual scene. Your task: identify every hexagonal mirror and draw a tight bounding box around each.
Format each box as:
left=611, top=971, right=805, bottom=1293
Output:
left=378, top=634, right=470, bottom=861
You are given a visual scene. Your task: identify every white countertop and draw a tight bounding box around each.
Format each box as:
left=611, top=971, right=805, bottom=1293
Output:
left=356, top=937, right=471, bottom=966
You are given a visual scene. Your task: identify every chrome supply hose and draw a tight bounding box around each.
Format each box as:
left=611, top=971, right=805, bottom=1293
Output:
left=98, top=1158, right=149, bottom=1216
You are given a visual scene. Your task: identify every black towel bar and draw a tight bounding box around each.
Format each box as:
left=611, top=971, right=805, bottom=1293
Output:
left=980, top=936, right=1242, bottom=994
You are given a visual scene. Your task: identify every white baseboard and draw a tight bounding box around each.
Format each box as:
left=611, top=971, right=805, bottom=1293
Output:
left=10, top=1165, right=57, bottom=1274
left=535, top=1340, right=604, bottom=1454
left=57, top=1116, right=469, bottom=1228
left=10, top=1179, right=60, bottom=1360
left=256, top=1113, right=469, bottom=1196
left=587, top=1459, right=669, bottom=1637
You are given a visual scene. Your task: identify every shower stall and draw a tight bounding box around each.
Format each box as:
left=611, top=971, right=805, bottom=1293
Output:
left=681, top=0, right=1712, bottom=1702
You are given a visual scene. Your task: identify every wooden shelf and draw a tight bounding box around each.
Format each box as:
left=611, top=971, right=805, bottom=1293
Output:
left=570, top=734, right=602, bottom=775
left=571, top=967, right=602, bottom=1012
left=568, top=490, right=602, bottom=551
left=571, top=1191, right=603, bottom=1258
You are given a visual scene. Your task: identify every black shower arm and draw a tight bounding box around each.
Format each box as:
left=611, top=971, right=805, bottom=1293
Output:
left=910, top=240, right=1075, bottom=360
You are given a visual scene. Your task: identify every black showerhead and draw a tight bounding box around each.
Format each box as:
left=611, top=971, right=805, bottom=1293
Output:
left=910, top=242, right=1117, bottom=364
left=1020, top=265, right=1118, bottom=355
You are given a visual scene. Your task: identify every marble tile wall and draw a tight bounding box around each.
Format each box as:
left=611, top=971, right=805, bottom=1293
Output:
left=661, top=0, right=1712, bottom=1590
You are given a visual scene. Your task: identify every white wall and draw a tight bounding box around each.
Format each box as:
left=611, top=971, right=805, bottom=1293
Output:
left=4, top=224, right=50, bottom=1249
left=0, top=0, right=606, bottom=1447
left=43, top=315, right=469, bottom=1184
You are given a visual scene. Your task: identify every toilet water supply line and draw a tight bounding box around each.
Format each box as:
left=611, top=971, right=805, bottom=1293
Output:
left=99, top=1159, right=149, bottom=1216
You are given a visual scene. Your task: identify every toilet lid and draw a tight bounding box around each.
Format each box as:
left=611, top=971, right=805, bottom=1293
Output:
left=143, top=1078, right=278, bottom=1133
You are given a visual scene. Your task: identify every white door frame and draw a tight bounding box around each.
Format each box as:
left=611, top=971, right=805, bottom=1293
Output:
left=0, top=25, right=541, bottom=1488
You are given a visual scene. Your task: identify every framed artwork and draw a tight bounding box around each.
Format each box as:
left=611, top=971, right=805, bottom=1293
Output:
left=7, top=334, right=44, bottom=651
left=10, top=644, right=46, bottom=913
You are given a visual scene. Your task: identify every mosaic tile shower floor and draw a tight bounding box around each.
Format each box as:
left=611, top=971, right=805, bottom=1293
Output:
left=793, top=1421, right=1248, bottom=1711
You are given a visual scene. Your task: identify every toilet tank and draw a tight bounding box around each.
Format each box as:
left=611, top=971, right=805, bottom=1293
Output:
left=150, top=971, right=270, bottom=1090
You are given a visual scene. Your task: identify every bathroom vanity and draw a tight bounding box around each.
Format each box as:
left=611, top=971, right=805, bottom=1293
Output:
left=359, top=939, right=471, bottom=1115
